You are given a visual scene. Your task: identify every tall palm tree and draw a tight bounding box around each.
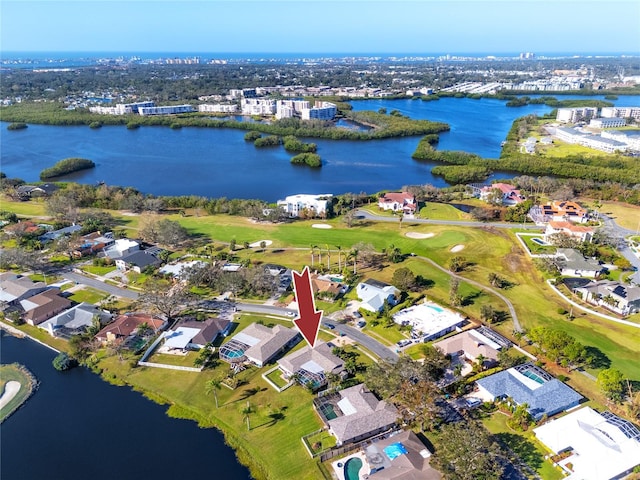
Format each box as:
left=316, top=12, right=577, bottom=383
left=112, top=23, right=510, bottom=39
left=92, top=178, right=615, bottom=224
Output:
left=476, top=354, right=487, bottom=371
left=336, top=245, right=342, bottom=271
left=310, top=244, right=316, bottom=267
left=205, top=377, right=223, bottom=409
left=349, top=248, right=358, bottom=275
left=241, top=401, right=252, bottom=431
left=326, top=244, right=331, bottom=270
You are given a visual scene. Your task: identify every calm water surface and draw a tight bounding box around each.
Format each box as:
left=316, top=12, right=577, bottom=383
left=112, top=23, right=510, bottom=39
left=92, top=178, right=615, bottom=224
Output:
left=1, top=95, right=635, bottom=201
left=0, top=332, right=252, bottom=480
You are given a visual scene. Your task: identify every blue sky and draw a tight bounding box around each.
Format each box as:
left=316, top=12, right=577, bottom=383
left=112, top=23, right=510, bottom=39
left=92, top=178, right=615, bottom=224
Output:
left=2, top=0, right=639, bottom=54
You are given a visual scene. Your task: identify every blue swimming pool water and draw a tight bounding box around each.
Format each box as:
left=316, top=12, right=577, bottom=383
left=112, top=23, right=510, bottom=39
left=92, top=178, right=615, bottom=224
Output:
left=427, top=305, right=444, bottom=313
left=225, top=349, right=245, bottom=359
left=344, top=457, right=363, bottom=480
left=531, top=238, right=548, bottom=246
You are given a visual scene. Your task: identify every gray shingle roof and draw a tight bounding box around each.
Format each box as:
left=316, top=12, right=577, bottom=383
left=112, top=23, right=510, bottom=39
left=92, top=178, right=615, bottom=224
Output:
left=476, top=364, right=583, bottom=419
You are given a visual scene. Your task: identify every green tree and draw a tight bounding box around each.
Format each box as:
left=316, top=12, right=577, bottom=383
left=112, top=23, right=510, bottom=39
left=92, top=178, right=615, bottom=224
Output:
left=597, top=368, right=625, bottom=403
left=52, top=352, right=72, bottom=371
left=205, top=377, right=223, bottom=408
left=241, top=401, right=253, bottom=431
left=391, top=267, right=417, bottom=291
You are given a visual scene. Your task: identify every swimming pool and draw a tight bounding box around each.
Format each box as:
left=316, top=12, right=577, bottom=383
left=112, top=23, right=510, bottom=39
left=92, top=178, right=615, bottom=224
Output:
left=344, top=457, right=363, bottom=480
left=319, top=403, right=338, bottom=420
left=531, top=238, right=549, bottom=246
left=426, top=305, right=444, bottom=313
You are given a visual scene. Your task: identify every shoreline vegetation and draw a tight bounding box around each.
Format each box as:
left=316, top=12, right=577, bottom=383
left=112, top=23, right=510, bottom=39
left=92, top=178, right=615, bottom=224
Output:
left=40, top=157, right=95, bottom=180
left=0, top=102, right=450, bottom=140
left=0, top=362, right=38, bottom=423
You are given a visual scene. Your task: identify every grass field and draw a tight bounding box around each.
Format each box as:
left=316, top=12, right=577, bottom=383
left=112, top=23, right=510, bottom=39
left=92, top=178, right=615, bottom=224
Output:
left=68, top=287, right=109, bottom=305
left=0, top=363, right=36, bottom=423
left=481, top=412, right=563, bottom=480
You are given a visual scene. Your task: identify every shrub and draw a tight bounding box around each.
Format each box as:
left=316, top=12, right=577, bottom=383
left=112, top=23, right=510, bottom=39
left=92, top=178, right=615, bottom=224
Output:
left=53, top=352, right=73, bottom=371
left=244, top=131, right=261, bottom=141
left=170, top=123, right=182, bottom=129
left=89, top=121, right=102, bottom=129
left=7, top=122, right=28, bottom=130
left=291, top=153, right=322, bottom=167
left=254, top=135, right=282, bottom=147
left=126, top=122, right=140, bottom=129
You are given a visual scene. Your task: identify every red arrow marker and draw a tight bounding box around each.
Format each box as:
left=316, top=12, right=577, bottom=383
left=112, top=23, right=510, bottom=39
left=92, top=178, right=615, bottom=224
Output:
left=292, top=266, right=323, bottom=348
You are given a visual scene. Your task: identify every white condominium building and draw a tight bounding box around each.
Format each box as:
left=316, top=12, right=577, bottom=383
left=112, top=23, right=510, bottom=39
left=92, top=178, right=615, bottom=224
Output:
left=276, top=194, right=333, bottom=218
left=198, top=104, right=238, bottom=113
left=301, top=101, right=337, bottom=121
left=600, top=106, right=640, bottom=120
left=241, top=98, right=276, bottom=115
left=275, top=99, right=311, bottom=119
left=589, top=117, right=626, bottom=129
left=556, top=107, right=598, bottom=123
left=138, top=104, right=194, bottom=115
left=89, top=101, right=155, bottom=115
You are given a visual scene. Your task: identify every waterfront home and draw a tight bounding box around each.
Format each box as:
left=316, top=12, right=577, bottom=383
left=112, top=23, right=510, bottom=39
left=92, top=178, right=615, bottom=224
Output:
left=277, top=341, right=344, bottom=389
left=276, top=193, right=333, bottom=218
left=533, top=407, right=640, bottom=480
left=39, top=302, right=112, bottom=338
left=314, top=383, right=398, bottom=446
left=364, top=429, right=442, bottom=479
left=168, top=317, right=232, bottom=350
left=0, top=273, right=47, bottom=306
left=19, top=289, right=72, bottom=326
left=475, top=363, right=583, bottom=420
left=15, top=183, right=58, bottom=199
left=553, top=248, right=604, bottom=278
left=544, top=220, right=594, bottom=243
left=95, top=312, right=167, bottom=344
left=356, top=279, right=399, bottom=313
left=377, top=192, right=417, bottom=214
left=219, top=323, right=300, bottom=367
left=573, top=280, right=640, bottom=316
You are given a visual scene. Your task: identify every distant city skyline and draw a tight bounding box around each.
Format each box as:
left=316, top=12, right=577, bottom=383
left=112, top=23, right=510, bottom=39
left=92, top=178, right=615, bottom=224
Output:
left=2, top=1, right=639, bottom=55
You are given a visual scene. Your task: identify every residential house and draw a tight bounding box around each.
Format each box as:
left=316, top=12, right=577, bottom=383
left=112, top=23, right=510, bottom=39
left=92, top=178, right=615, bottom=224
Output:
left=311, top=274, right=347, bottom=301
left=40, top=302, right=112, bottom=338
left=72, top=231, right=115, bottom=257
left=104, top=238, right=140, bottom=259
left=365, top=430, right=442, bottom=480
left=356, top=279, right=400, bottom=313
left=277, top=341, right=344, bottom=388
left=475, top=363, right=583, bottom=420
left=168, top=317, right=232, bottom=350
left=392, top=301, right=465, bottom=342
left=553, top=248, right=604, bottom=278
left=378, top=192, right=417, bottom=215
left=159, top=260, right=205, bottom=280
left=315, top=383, right=398, bottom=446
left=264, top=264, right=292, bottom=292
left=540, top=201, right=589, bottom=224
left=95, top=312, right=167, bottom=344
left=533, top=407, right=640, bottom=480
left=480, top=183, right=525, bottom=206
left=15, top=183, right=58, bottom=199
left=544, top=220, right=594, bottom=243
left=3, top=221, right=45, bottom=237
left=0, top=273, right=47, bottom=305
left=19, top=289, right=72, bottom=326
left=219, top=323, right=300, bottom=367
left=573, top=280, right=640, bottom=316
left=40, top=224, right=82, bottom=243
left=276, top=194, right=333, bottom=218
left=115, top=250, right=162, bottom=273
left=433, top=328, right=502, bottom=369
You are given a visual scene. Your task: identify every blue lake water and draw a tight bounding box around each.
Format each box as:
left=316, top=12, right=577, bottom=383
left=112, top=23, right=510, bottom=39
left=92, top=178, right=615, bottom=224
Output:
left=1, top=95, right=636, bottom=202
left=0, top=332, right=252, bottom=480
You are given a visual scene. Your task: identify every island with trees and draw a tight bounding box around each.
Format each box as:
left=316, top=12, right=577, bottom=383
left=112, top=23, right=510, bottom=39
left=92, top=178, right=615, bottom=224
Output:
left=39, top=157, right=96, bottom=180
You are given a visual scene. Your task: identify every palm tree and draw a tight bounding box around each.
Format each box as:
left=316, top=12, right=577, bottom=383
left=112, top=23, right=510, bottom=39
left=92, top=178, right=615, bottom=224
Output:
left=205, top=377, right=223, bottom=408
left=476, top=354, right=487, bottom=371
left=241, top=401, right=252, bottom=431
left=326, top=244, right=331, bottom=270
left=310, top=244, right=316, bottom=267
left=336, top=245, right=342, bottom=271
left=349, top=248, right=358, bottom=275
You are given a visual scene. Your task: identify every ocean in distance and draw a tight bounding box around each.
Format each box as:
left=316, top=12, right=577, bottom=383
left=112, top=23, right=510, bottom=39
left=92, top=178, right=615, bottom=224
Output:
left=1, top=95, right=636, bottom=202
left=0, top=332, right=253, bottom=480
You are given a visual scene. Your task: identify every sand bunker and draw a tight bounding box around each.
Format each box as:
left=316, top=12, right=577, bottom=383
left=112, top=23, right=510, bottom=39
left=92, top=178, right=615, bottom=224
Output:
left=405, top=232, right=435, bottom=239
left=0, top=381, right=21, bottom=410
left=312, top=224, right=332, bottom=229
left=249, top=240, right=273, bottom=248
left=450, top=245, right=465, bottom=252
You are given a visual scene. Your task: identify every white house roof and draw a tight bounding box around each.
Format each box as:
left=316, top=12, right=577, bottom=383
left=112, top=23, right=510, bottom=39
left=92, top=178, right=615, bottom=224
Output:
left=534, top=407, right=640, bottom=480
left=164, top=327, right=201, bottom=349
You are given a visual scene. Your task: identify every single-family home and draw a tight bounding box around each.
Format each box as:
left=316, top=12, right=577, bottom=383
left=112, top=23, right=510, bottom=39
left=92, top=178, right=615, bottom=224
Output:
left=392, top=301, right=466, bottom=342
left=364, top=429, right=442, bottom=480
left=534, top=201, right=589, bottom=224
left=477, top=183, right=525, bottom=206
left=115, top=250, right=162, bottom=273
left=378, top=192, right=417, bottom=214
left=39, top=302, right=112, bottom=337
left=19, top=289, right=72, bottom=326
left=475, top=363, right=583, bottom=420
left=72, top=231, right=115, bottom=257
left=544, top=220, right=594, bottom=243
left=39, top=224, right=82, bottom=243
left=433, top=328, right=502, bottom=369
left=573, top=280, right=640, bottom=316
left=95, top=312, right=167, bottom=344
left=0, top=273, right=47, bottom=306
left=264, top=264, right=292, bottom=292
left=168, top=317, right=232, bottom=350
left=159, top=260, right=205, bottom=280
left=277, top=341, right=344, bottom=389
left=356, top=279, right=400, bottom=313
left=104, top=238, right=140, bottom=259
left=315, top=383, right=398, bottom=446
left=311, top=274, right=347, bottom=301
left=219, top=323, right=300, bottom=367
left=16, top=183, right=58, bottom=199
left=533, top=407, right=640, bottom=480
left=553, top=248, right=603, bottom=278
left=276, top=194, right=333, bottom=218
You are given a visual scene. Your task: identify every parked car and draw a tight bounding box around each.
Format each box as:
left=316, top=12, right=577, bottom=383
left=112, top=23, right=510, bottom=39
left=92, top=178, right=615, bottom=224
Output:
left=325, top=323, right=335, bottom=330
left=357, top=320, right=366, bottom=328
left=353, top=311, right=363, bottom=319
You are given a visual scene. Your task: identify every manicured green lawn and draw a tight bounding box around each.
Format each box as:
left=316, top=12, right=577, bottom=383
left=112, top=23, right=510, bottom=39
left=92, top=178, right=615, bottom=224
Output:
left=482, top=412, right=563, bottom=480
left=419, top=202, right=472, bottom=220
left=68, top=287, right=108, bottom=305
left=81, top=265, right=116, bottom=276
left=304, top=429, right=336, bottom=455
left=147, top=350, right=200, bottom=367
left=265, top=368, right=289, bottom=388
left=0, top=197, right=48, bottom=217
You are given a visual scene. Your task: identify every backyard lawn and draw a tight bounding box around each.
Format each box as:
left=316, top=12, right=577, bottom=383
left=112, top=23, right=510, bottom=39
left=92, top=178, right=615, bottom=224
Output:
left=68, top=287, right=109, bottom=305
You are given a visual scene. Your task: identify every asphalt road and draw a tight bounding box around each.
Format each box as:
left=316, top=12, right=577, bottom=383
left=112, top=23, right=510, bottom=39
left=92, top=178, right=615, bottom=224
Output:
left=62, top=271, right=140, bottom=300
